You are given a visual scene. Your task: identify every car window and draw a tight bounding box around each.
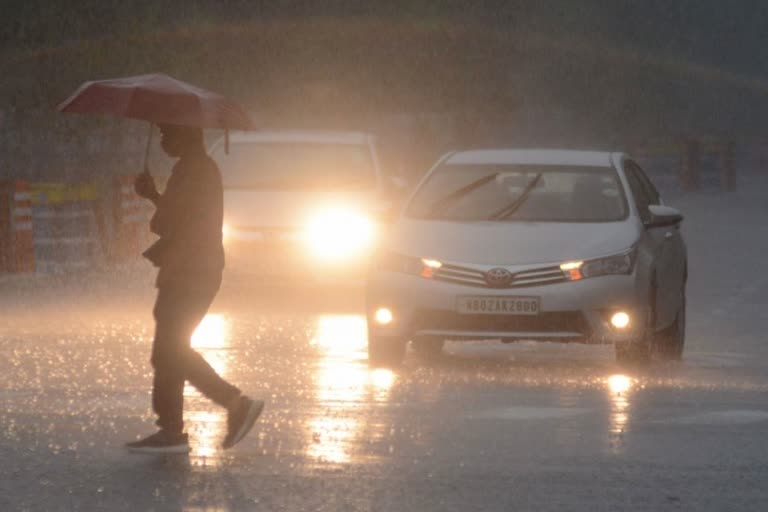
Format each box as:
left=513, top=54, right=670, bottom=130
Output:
left=623, top=163, right=654, bottom=222
left=626, top=161, right=661, bottom=205
left=406, top=164, right=628, bottom=222
left=212, top=141, right=376, bottom=189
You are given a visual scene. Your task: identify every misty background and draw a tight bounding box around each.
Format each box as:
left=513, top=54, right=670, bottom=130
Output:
left=2, top=0, right=768, bottom=182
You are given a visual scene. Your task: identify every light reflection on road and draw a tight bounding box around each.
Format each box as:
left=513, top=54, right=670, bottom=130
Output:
left=307, top=314, right=396, bottom=465
left=186, top=313, right=230, bottom=467
left=606, top=373, right=634, bottom=455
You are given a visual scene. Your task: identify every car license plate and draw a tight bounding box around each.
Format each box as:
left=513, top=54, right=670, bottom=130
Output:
left=457, top=296, right=540, bottom=315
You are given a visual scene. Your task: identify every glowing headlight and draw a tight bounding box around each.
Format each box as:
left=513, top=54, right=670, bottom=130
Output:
left=582, top=251, right=634, bottom=277
left=305, top=208, right=375, bottom=260
left=561, top=249, right=635, bottom=281
left=560, top=260, right=584, bottom=281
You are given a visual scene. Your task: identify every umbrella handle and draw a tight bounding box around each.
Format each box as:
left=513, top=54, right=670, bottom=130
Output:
left=142, top=122, right=153, bottom=175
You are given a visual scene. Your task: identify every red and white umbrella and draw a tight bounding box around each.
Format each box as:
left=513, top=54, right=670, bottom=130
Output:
left=58, top=73, right=254, bottom=171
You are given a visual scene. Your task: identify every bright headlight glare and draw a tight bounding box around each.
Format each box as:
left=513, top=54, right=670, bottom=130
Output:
left=306, top=208, right=374, bottom=260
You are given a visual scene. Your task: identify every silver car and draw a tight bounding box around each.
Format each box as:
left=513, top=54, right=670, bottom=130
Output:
left=366, top=149, right=687, bottom=365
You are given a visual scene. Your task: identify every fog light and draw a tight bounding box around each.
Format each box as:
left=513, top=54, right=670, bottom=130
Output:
left=374, top=308, right=394, bottom=325
left=610, top=311, right=631, bottom=329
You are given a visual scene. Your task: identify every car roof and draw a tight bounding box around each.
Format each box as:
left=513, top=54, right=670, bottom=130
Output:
left=222, top=130, right=374, bottom=145
left=444, top=149, right=618, bottom=167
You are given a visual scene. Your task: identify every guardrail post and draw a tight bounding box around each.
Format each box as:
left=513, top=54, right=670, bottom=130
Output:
left=11, top=181, right=35, bottom=273
left=0, top=181, right=11, bottom=273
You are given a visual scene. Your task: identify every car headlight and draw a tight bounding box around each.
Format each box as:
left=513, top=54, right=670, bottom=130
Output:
left=374, top=250, right=442, bottom=277
left=560, top=249, right=635, bottom=281
left=305, top=208, right=375, bottom=260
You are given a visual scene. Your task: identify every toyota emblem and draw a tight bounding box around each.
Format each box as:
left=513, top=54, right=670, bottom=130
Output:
left=485, top=267, right=513, bottom=287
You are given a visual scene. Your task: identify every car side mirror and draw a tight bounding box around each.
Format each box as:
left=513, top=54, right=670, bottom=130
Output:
left=645, top=204, right=683, bottom=228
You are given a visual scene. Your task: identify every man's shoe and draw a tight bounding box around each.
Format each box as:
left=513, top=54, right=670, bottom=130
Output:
left=222, top=397, right=264, bottom=449
left=125, top=430, right=190, bottom=454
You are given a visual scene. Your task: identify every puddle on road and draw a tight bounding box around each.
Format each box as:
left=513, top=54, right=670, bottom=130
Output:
left=606, top=373, right=635, bottom=455
left=306, top=314, right=396, bottom=465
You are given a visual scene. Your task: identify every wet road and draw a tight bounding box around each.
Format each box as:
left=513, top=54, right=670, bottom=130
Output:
left=2, top=189, right=768, bottom=511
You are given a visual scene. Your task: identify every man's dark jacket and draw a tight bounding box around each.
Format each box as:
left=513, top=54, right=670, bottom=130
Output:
left=143, top=150, right=225, bottom=287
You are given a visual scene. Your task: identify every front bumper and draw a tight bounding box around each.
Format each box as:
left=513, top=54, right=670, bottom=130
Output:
left=366, top=270, right=647, bottom=344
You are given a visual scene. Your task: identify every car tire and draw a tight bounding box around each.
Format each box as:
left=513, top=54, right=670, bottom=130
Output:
left=411, top=336, right=445, bottom=359
left=655, top=292, right=686, bottom=361
left=368, top=335, right=407, bottom=367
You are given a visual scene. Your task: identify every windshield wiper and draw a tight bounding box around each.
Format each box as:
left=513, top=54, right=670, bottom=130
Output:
left=425, top=173, right=499, bottom=217
left=488, top=173, right=542, bottom=220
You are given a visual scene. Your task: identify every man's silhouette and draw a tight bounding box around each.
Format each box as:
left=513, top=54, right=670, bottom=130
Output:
left=127, top=123, right=262, bottom=453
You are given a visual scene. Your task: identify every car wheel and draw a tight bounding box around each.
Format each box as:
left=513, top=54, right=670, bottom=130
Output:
left=655, top=292, right=686, bottom=361
left=368, top=335, right=407, bottom=367
left=411, top=336, right=445, bottom=359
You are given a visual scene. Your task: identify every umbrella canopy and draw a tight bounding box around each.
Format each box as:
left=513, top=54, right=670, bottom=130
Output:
left=57, top=73, right=254, bottom=130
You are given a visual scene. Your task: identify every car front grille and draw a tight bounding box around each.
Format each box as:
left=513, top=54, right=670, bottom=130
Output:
left=412, top=309, right=590, bottom=338
left=432, top=263, right=567, bottom=289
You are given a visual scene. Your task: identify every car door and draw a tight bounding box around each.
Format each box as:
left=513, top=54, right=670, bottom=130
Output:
left=624, top=161, right=679, bottom=330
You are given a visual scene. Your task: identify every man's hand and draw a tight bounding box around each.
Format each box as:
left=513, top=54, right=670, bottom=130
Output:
left=134, top=172, right=160, bottom=202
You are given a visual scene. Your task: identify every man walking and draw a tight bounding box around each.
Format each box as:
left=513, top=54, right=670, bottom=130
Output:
left=127, top=123, right=262, bottom=453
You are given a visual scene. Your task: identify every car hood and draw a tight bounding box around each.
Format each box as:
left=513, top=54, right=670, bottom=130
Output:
left=384, top=218, right=641, bottom=265
left=224, top=189, right=382, bottom=229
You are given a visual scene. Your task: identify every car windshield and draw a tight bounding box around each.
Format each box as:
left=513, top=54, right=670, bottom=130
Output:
left=212, top=141, right=376, bottom=188
left=406, top=164, right=628, bottom=222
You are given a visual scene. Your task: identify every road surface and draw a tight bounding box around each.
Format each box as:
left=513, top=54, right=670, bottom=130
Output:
left=1, top=184, right=767, bottom=511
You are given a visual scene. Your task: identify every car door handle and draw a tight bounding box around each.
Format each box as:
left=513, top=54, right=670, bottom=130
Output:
left=664, top=232, right=674, bottom=240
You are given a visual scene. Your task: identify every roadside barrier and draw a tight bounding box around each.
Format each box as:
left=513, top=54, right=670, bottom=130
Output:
left=28, top=183, right=101, bottom=274
left=0, top=182, right=8, bottom=272
left=1, top=176, right=155, bottom=274
left=0, top=181, right=35, bottom=273
left=13, top=182, right=35, bottom=272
